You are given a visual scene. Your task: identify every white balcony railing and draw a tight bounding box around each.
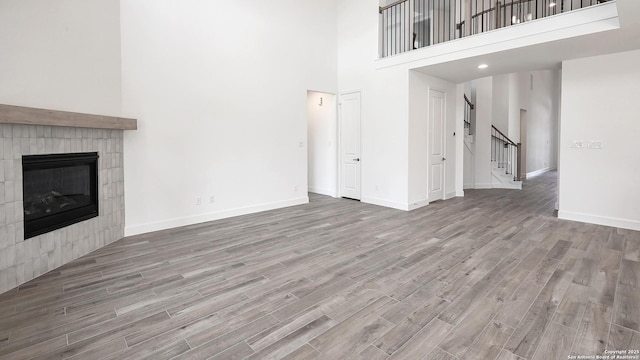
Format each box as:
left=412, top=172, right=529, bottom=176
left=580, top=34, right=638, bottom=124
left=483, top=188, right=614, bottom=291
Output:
left=379, top=0, right=612, bottom=57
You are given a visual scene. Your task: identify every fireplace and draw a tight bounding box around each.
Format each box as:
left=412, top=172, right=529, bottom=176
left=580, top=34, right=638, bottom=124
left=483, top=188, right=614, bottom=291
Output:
left=22, top=152, right=99, bottom=239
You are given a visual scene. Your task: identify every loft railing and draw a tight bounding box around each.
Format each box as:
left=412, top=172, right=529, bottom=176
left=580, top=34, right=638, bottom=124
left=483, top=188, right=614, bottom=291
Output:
left=463, top=94, right=474, bottom=134
left=379, top=0, right=412, bottom=57
left=491, top=125, right=521, bottom=181
left=379, top=0, right=612, bottom=57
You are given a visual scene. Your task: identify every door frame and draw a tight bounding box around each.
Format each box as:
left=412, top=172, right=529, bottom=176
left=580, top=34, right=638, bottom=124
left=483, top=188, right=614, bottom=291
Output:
left=337, top=90, right=362, bottom=199
left=428, top=87, right=447, bottom=203
left=306, top=90, right=338, bottom=198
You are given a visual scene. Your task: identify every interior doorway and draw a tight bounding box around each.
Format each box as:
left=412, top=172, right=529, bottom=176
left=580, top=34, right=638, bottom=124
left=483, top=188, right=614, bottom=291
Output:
left=307, top=91, right=337, bottom=198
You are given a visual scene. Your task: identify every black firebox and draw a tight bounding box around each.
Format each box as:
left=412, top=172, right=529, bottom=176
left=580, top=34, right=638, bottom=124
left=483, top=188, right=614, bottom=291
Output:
left=22, top=152, right=99, bottom=239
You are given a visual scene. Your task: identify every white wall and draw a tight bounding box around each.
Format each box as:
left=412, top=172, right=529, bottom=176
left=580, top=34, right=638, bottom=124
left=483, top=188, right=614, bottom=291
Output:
left=474, top=77, right=493, bottom=188
left=454, top=83, right=465, bottom=197
left=508, top=73, right=521, bottom=142
left=463, top=81, right=476, bottom=189
left=307, top=91, right=337, bottom=197
left=523, top=70, right=560, bottom=174
left=120, top=1, right=338, bottom=235
left=463, top=139, right=475, bottom=188
left=559, top=50, right=640, bottom=231
left=0, top=0, right=122, bottom=115
left=492, top=74, right=510, bottom=134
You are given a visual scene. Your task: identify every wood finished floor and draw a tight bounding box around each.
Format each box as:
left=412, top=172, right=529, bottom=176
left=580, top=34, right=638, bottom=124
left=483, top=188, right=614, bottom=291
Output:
left=1, top=171, right=640, bottom=360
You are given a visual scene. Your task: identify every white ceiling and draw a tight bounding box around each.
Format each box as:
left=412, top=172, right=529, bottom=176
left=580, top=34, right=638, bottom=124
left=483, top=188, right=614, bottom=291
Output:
left=414, top=0, right=640, bottom=82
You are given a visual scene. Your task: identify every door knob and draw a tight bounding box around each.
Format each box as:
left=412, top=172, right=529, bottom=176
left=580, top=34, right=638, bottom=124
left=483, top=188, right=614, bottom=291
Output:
left=442, top=157, right=446, bottom=161
left=353, top=158, right=360, bottom=162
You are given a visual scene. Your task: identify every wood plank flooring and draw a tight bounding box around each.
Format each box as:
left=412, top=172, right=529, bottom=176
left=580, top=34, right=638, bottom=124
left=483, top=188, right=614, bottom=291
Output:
left=1, top=171, right=639, bottom=360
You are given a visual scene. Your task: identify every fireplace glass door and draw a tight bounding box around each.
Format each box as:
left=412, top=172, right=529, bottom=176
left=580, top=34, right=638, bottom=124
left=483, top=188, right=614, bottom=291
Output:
left=22, top=152, right=99, bottom=239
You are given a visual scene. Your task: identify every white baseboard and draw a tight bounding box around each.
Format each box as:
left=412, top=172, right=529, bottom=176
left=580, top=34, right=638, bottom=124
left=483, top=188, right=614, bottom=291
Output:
left=408, top=199, right=429, bottom=211
left=361, top=196, right=409, bottom=211
left=527, top=167, right=554, bottom=178
left=474, top=183, right=493, bottom=189
left=456, top=191, right=465, bottom=197
left=558, top=210, right=640, bottom=231
left=125, top=197, right=309, bottom=236
left=445, top=191, right=457, bottom=200
left=308, top=186, right=337, bottom=197
left=492, top=181, right=522, bottom=190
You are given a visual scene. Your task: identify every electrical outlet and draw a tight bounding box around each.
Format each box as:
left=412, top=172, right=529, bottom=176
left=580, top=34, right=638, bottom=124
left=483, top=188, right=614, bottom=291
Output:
left=294, top=185, right=298, bottom=192
left=195, top=197, right=202, bottom=205
left=375, top=185, right=380, bottom=191
left=209, top=195, right=215, bottom=204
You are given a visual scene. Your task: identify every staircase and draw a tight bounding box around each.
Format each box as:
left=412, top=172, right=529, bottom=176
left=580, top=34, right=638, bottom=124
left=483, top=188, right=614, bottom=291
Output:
left=492, top=163, right=522, bottom=189
left=491, top=125, right=522, bottom=190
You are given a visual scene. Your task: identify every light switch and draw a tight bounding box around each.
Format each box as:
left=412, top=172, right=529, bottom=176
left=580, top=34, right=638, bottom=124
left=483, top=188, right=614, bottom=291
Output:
left=571, top=140, right=603, bottom=149
left=588, top=141, right=602, bottom=149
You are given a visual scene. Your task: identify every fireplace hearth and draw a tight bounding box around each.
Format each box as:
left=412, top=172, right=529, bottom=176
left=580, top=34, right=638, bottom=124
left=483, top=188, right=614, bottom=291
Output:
left=22, top=152, right=99, bottom=239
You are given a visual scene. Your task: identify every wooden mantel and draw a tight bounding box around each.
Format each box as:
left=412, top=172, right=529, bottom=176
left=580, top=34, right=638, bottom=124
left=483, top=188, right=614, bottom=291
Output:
left=0, top=104, right=137, bottom=130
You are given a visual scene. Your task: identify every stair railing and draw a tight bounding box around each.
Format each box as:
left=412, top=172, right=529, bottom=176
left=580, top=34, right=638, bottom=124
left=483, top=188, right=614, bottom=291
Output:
left=491, top=125, right=521, bottom=181
left=464, top=94, right=474, bottom=135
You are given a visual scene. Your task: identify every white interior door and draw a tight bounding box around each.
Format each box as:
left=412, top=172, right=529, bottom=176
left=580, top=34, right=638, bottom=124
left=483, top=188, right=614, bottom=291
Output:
left=339, top=92, right=361, bottom=200
left=429, top=90, right=445, bottom=201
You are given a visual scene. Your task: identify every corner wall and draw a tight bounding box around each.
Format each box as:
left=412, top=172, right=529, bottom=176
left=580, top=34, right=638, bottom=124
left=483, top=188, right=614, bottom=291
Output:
left=559, top=50, right=640, bottom=231
left=120, top=1, right=338, bottom=235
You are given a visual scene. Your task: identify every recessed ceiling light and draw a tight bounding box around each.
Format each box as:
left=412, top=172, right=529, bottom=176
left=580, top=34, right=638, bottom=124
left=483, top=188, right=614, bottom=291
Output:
left=478, top=64, right=489, bottom=69
left=549, top=2, right=556, bottom=7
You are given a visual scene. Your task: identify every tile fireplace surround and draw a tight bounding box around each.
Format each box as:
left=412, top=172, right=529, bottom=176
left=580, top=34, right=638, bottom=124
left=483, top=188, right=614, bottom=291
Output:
left=0, top=104, right=137, bottom=294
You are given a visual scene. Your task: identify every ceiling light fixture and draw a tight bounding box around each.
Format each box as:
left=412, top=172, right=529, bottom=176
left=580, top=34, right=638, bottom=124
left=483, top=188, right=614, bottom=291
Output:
left=549, top=2, right=556, bottom=7
left=478, top=64, right=489, bottom=69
